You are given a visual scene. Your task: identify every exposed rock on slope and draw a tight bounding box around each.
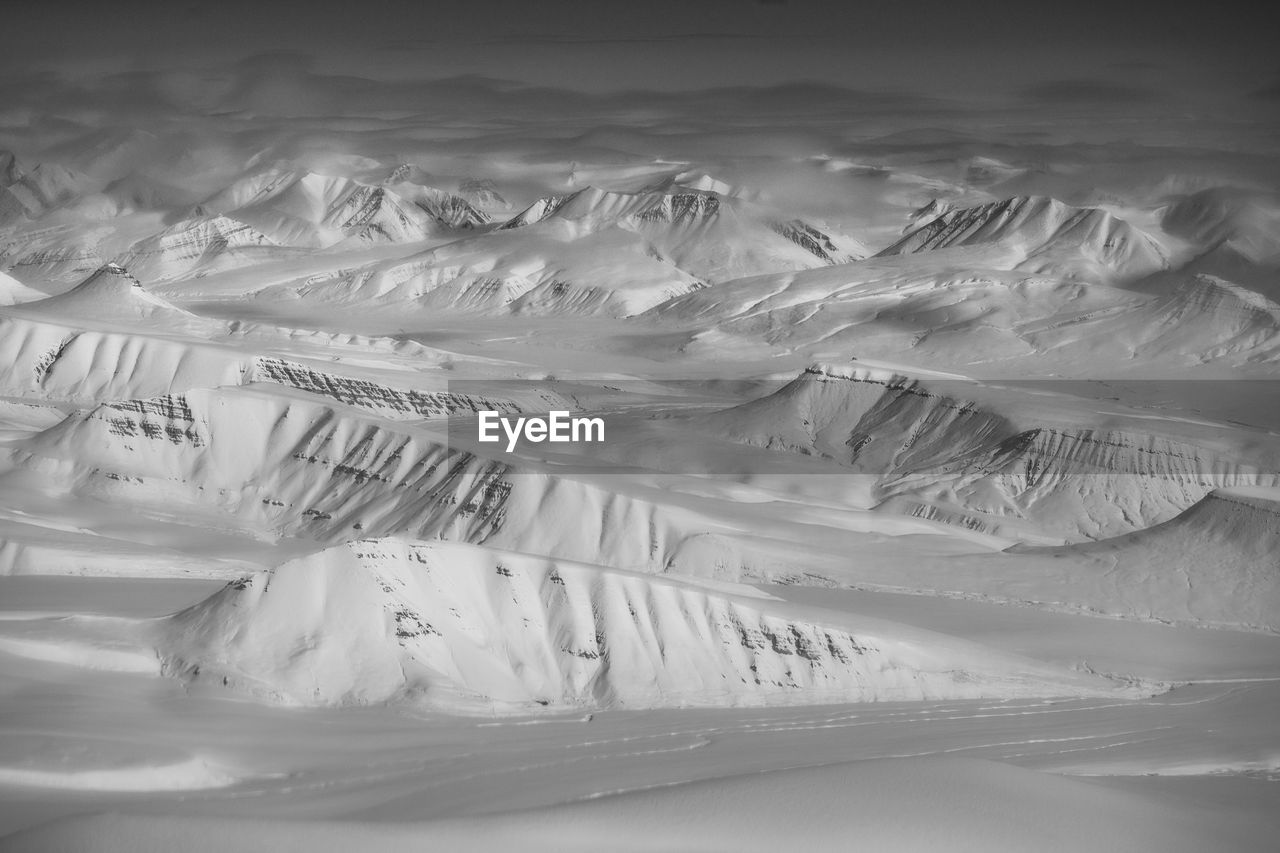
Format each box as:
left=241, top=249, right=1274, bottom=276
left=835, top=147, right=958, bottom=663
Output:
left=499, top=177, right=867, bottom=281
left=157, top=539, right=1121, bottom=710
left=246, top=357, right=567, bottom=420
left=381, top=165, right=491, bottom=230
left=260, top=226, right=706, bottom=318
left=0, top=315, right=248, bottom=403
left=16, top=387, right=720, bottom=572
left=879, top=196, right=1168, bottom=284
left=0, top=312, right=515, bottom=413
left=644, top=238, right=1276, bottom=372
left=15, top=263, right=199, bottom=324
left=698, top=364, right=1276, bottom=540
left=0, top=225, right=105, bottom=288
left=115, top=216, right=284, bottom=281
left=194, top=168, right=451, bottom=248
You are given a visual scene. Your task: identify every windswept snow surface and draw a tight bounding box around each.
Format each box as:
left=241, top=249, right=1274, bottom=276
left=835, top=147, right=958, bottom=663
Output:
left=2, top=96, right=1279, bottom=852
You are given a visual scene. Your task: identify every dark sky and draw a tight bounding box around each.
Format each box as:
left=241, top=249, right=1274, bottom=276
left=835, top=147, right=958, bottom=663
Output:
left=2, top=0, right=1274, bottom=100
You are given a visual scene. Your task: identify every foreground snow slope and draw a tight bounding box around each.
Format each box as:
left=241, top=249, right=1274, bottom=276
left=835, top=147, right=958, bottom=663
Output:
left=5, top=756, right=1273, bottom=853
left=158, top=539, right=1122, bottom=710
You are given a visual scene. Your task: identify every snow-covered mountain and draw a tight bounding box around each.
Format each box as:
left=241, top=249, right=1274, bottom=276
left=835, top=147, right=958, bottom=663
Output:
left=694, top=364, right=1278, bottom=540
left=500, top=177, right=868, bottom=282
left=254, top=225, right=706, bottom=317
left=0, top=162, right=97, bottom=226
left=879, top=196, right=1168, bottom=284
left=12, top=386, right=725, bottom=572
left=1160, top=187, right=1280, bottom=265
left=1007, top=486, right=1280, bottom=631
left=114, top=216, right=285, bottom=282
left=157, top=538, right=1122, bottom=710
left=0, top=117, right=1278, bottom=853
left=14, top=263, right=202, bottom=326
left=191, top=168, right=448, bottom=248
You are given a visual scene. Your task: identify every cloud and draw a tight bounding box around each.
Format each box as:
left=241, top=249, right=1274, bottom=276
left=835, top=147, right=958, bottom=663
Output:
left=1019, top=79, right=1161, bottom=105
left=1251, top=79, right=1280, bottom=101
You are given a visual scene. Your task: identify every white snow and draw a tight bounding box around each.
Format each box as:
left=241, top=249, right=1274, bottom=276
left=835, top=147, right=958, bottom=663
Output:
left=1, top=98, right=1278, bottom=852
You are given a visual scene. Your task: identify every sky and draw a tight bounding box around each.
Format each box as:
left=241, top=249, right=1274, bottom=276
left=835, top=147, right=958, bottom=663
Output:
left=2, top=0, right=1275, bottom=101
left=0, top=0, right=1275, bottom=202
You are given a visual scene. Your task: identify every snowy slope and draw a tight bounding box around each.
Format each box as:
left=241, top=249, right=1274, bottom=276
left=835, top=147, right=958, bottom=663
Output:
left=114, top=215, right=287, bottom=282
left=257, top=225, right=706, bottom=317
left=1160, top=187, right=1280, bottom=265
left=195, top=168, right=445, bottom=248
left=500, top=177, right=868, bottom=282
left=381, top=164, right=491, bottom=229
left=645, top=240, right=1280, bottom=372
left=0, top=224, right=107, bottom=288
left=15, top=263, right=201, bottom=325
left=0, top=162, right=97, bottom=225
left=879, top=196, right=1168, bottom=284
left=1024, top=272, right=1280, bottom=364
left=0, top=270, right=45, bottom=306
left=1007, top=487, right=1280, bottom=631
left=14, top=387, right=723, bottom=572
left=158, top=539, right=1121, bottom=710
left=695, top=364, right=1277, bottom=540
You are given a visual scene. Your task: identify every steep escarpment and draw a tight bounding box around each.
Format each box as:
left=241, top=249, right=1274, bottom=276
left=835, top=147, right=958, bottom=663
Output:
left=16, top=387, right=719, bottom=572
left=898, top=427, right=1274, bottom=541
left=157, top=539, right=1121, bottom=710
left=698, top=364, right=1276, bottom=540
left=246, top=358, right=561, bottom=421
left=698, top=365, right=1014, bottom=473
left=0, top=309, right=533, bottom=415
